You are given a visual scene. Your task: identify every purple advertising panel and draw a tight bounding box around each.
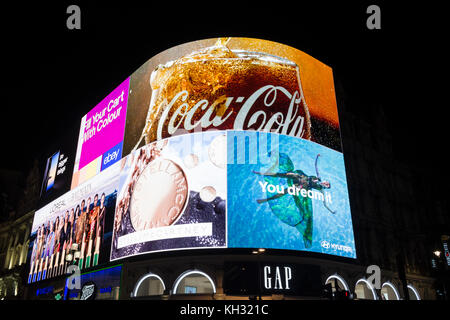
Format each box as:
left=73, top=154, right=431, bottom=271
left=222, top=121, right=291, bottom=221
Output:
left=72, top=78, right=130, bottom=189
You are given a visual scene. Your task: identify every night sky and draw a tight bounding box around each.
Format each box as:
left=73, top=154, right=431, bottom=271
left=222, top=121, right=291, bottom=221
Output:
left=1, top=2, right=444, bottom=179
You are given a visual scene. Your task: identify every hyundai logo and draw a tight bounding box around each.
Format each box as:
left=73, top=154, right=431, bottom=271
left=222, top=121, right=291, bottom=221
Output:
left=321, top=240, right=330, bottom=249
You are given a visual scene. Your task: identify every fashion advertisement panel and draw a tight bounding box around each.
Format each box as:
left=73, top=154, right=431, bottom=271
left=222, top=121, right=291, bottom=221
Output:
left=28, top=162, right=120, bottom=283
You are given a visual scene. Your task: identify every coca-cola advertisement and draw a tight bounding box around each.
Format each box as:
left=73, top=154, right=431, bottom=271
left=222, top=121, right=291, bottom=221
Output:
left=122, top=38, right=342, bottom=158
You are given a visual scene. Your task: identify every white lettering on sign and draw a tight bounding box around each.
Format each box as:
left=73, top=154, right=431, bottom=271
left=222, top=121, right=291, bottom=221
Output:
left=103, top=149, right=120, bottom=165
left=157, top=85, right=306, bottom=141
left=263, top=265, right=292, bottom=290
left=83, top=90, right=125, bottom=143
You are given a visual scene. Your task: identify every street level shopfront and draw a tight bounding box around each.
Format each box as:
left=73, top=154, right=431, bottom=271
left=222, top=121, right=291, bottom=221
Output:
left=118, top=251, right=430, bottom=300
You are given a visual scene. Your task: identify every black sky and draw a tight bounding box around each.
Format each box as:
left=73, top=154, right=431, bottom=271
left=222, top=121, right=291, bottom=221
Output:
left=1, top=1, right=445, bottom=178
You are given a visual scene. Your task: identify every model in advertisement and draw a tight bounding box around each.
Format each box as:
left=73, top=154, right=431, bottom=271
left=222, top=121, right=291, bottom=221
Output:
left=253, top=153, right=336, bottom=248
left=227, top=131, right=355, bottom=258
left=28, top=165, right=119, bottom=283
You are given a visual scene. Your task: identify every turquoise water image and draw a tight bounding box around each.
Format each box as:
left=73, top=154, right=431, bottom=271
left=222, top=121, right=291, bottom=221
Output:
left=227, top=131, right=356, bottom=259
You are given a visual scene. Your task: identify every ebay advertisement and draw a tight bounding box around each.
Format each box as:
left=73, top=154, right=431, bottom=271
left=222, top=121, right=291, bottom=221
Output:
left=72, top=78, right=130, bottom=189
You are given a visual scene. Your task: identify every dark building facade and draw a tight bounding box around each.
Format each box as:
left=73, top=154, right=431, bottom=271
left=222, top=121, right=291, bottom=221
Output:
left=336, top=79, right=450, bottom=300
left=0, top=160, right=39, bottom=299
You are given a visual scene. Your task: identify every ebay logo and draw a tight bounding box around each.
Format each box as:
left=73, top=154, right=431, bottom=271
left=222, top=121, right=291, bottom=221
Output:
left=101, top=142, right=123, bottom=171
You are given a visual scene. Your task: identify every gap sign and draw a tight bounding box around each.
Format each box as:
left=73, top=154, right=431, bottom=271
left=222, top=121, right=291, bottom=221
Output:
left=260, top=263, right=322, bottom=296
left=223, top=261, right=322, bottom=296
left=263, top=265, right=292, bottom=290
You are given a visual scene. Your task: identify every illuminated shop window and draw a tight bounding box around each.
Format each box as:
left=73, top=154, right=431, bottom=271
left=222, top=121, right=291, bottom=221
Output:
left=381, top=282, right=400, bottom=300
left=0, top=280, right=5, bottom=299
left=133, top=273, right=166, bottom=297
left=407, top=284, right=420, bottom=300
left=354, top=279, right=377, bottom=300
left=325, top=274, right=349, bottom=292
left=172, top=270, right=216, bottom=294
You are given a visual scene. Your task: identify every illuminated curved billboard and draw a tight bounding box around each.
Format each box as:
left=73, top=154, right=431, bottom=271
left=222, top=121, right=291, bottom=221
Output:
left=29, top=37, right=355, bottom=282
left=122, top=37, right=342, bottom=157
left=111, top=130, right=355, bottom=260
left=112, top=37, right=355, bottom=259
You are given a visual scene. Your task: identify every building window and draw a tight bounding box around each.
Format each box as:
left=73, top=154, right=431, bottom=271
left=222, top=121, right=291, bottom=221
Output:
left=325, top=274, right=349, bottom=292
left=407, top=284, right=420, bottom=300
left=355, top=279, right=377, bottom=300
left=0, top=280, right=5, bottom=299
left=381, top=282, right=400, bottom=300
left=133, top=273, right=165, bottom=297
left=172, top=270, right=216, bottom=295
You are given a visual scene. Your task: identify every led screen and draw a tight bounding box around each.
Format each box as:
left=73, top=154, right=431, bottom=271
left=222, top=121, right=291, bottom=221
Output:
left=30, top=38, right=355, bottom=267
left=109, top=130, right=354, bottom=260
left=37, top=128, right=78, bottom=209
left=45, top=151, right=59, bottom=192
left=227, top=131, right=355, bottom=258
left=28, top=162, right=120, bottom=283
left=72, top=78, right=129, bottom=189
left=110, top=131, right=227, bottom=260
left=122, top=37, right=341, bottom=158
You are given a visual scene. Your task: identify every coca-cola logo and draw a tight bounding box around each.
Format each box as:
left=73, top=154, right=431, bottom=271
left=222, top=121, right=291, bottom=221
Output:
left=156, top=85, right=310, bottom=141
